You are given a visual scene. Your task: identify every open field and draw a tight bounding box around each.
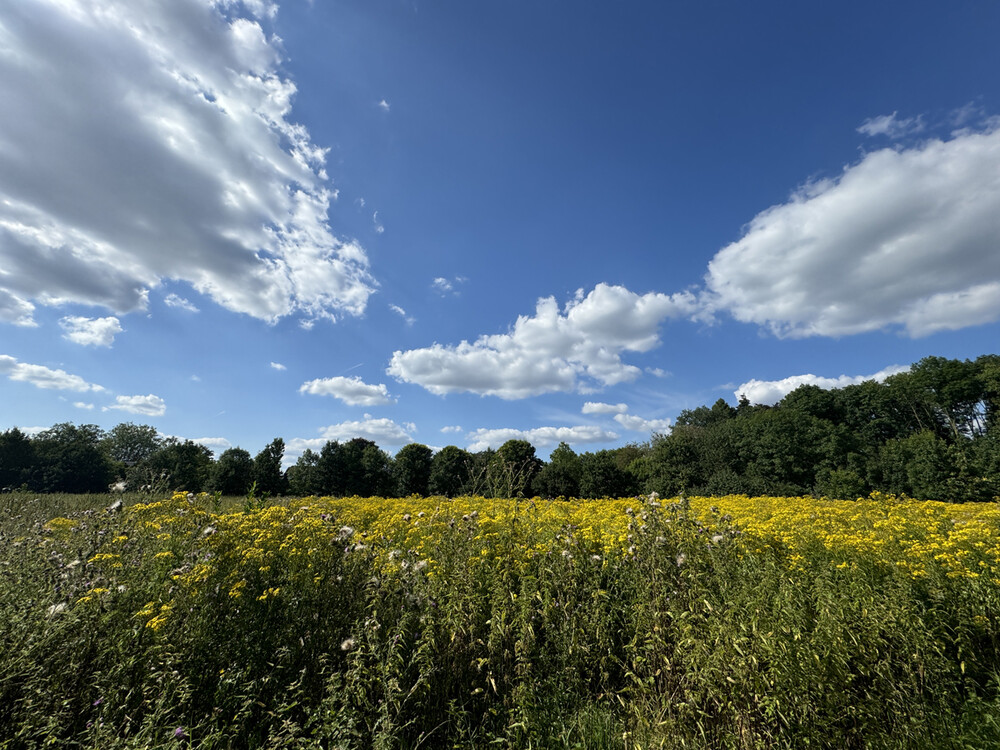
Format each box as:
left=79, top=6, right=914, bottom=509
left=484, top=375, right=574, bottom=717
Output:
left=3, top=491, right=1000, bottom=748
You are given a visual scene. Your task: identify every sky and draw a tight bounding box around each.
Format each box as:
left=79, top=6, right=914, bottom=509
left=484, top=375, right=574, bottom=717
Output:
left=2, top=0, right=1000, bottom=464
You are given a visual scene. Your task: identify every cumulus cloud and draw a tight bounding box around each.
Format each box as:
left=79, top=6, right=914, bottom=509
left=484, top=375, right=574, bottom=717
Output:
left=59, top=316, right=123, bottom=347
left=270, top=361, right=287, bottom=371
left=164, top=293, right=199, bottom=313
left=704, top=125, right=1000, bottom=338
left=466, top=425, right=619, bottom=452
left=582, top=401, right=628, bottom=415
left=73, top=402, right=95, bottom=410
left=103, top=394, right=167, bottom=417
left=856, top=111, right=924, bottom=138
left=193, top=436, right=232, bottom=455
left=299, top=375, right=395, bottom=406
left=0, top=354, right=102, bottom=392
left=0, top=0, right=374, bottom=327
left=735, top=364, right=910, bottom=405
left=288, top=416, right=416, bottom=452
left=613, top=412, right=672, bottom=433
left=388, top=284, right=698, bottom=399
left=440, top=425, right=463, bottom=434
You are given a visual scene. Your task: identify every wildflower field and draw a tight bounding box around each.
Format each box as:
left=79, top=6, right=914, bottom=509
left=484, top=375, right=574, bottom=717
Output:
left=3, top=492, right=1000, bottom=749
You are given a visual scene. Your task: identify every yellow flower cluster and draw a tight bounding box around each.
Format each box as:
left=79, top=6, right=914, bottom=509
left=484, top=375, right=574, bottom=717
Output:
left=74, top=491, right=1000, bottom=631
left=687, top=493, right=1000, bottom=581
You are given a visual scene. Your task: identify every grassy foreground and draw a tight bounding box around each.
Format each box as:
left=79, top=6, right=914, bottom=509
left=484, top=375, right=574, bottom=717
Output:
left=3, top=491, right=1000, bottom=749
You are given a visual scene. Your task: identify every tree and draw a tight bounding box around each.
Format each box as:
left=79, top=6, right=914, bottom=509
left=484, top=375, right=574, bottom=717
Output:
left=0, top=428, right=36, bottom=490
left=287, top=449, right=323, bottom=496
left=635, top=428, right=705, bottom=497
left=429, top=446, right=471, bottom=497
left=146, top=439, right=214, bottom=492
left=394, top=443, right=433, bottom=496
left=487, top=440, right=541, bottom=497
left=209, top=448, right=254, bottom=496
left=30, top=423, right=113, bottom=493
left=578, top=449, right=637, bottom=498
left=252, top=438, right=287, bottom=496
left=532, top=442, right=581, bottom=498
left=104, top=422, right=162, bottom=468
left=676, top=398, right=737, bottom=428
left=363, top=443, right=397, bottom=496
left=316, top=438, right=394, bottom=497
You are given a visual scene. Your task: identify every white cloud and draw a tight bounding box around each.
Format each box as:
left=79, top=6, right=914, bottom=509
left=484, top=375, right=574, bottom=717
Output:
left=735, top=365, right=909, bottom=406
left=299, top=375, right=395, bottom=406
left=373, top=211, right=384, bottom=234
left=0, top=354, right=102, bottom=392
left=582, top=401, right=628, bottom=415
left=0, top=0, right=374, bottom=327
left=389, top=304, right=415, bottom=325
left=431, top=276, right=467, bottom=296
left=378, top=99, right=391, bottom=112
left=0, top=290, right=36, bottom=327
left=164, top=293, right=199, bottom=313
left=289, top=416, right=416, bottom=451
left=466, top=425, right=619, bottom=453
left=103, top=394, right=166, bottom=417
left=270, top=361, right=287, bottom=371
left=857, top=111, right=924, bottom=138
left=193, top=436, right=232, bottom=455
left=704, top=125, right=1000, bottom=338
left=440, top=425, right=463, bottom=433
left=59, top=316, right=123, bottom=347
left=645, top=367, right=669, bottom=378
left=389, top=284, right=698, bottom=399
left=613, top=412, right=672, bottom=433
left=73, top=402, right=95, bottom=410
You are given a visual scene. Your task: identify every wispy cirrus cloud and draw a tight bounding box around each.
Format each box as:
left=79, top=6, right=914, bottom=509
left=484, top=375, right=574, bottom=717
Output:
left=164, top=293, right=199, bottom=313
left=856, top=111, right=925, bottom=138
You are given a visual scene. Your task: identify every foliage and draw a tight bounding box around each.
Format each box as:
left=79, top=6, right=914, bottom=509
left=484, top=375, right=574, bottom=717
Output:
left=208, top=447, right=254, bottom=496
left=5, top=490, right=1000, bottom=748
left=393, top=442, right=433, bottom=496
left=251, top=437, right=287, bottom=496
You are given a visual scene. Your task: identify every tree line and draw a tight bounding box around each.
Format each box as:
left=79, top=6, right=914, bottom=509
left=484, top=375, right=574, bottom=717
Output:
left=1, top=354, right=998, bottom=501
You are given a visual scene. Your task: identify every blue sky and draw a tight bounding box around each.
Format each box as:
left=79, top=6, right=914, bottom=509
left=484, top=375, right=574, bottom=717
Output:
left=2, top=0, right=999, bottom=463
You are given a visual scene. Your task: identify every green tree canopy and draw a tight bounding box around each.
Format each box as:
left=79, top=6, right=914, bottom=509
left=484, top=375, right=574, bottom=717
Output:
left=252, top=438, right=287, bottom=496
left=394, top=443, right=433, bottom=496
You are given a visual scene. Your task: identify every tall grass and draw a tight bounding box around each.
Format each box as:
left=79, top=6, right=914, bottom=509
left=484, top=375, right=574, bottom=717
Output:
left=2, top=491, right=999, bottom=748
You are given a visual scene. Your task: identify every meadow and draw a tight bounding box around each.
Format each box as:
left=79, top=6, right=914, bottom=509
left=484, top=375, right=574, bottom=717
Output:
left=3, top=490, right=1000, bottom=749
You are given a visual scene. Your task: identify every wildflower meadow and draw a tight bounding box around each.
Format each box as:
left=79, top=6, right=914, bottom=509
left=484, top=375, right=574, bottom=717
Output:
left=3, top=490, right=1000, bottom=748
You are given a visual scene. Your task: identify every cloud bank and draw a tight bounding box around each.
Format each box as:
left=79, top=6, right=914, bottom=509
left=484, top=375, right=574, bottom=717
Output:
left=389, top=284, right=697, bottom=399
left=466, top=425, right=619, bottom=452
left=0, top=0, right=374, bottom=327
left=705, top=126, right=1000, bottom=338
left=735, top=365, right=910, bottom=405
